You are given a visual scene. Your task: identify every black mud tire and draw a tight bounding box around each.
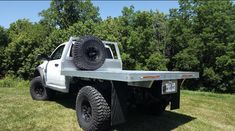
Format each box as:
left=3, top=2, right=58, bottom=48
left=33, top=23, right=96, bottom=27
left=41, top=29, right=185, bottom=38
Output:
left=30, top=76, right=55, bottom=100
left=76, top=86, right=110, bottom=131
left=72, top=36, right=106, bottom=70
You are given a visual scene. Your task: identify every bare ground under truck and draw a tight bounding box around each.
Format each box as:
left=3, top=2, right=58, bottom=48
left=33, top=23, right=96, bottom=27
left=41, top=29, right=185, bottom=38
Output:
left=30, top=36, right=199, bottom=131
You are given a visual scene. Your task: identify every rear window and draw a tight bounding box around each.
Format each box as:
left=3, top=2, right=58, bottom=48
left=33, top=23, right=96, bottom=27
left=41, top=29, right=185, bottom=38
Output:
left=70, top=44, right=73, bottom=57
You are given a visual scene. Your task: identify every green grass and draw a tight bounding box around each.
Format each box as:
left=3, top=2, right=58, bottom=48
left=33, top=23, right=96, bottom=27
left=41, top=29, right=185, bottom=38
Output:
left=0, top=78, right=234, bottom=131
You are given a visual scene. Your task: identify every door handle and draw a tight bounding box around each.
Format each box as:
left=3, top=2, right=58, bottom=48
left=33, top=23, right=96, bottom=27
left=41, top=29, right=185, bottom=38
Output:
left=55, top=64, right=59, bottom=67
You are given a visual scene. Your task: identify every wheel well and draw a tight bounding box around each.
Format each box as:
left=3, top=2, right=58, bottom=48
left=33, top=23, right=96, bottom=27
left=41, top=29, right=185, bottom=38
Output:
left=69, top=77, right=112, bottom=105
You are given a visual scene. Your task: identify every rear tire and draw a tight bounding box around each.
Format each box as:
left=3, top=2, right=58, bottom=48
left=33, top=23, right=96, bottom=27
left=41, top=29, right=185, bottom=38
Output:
left=72, top=36, right=106, bottom=70
left=76, top=86, right=110, bottom=131
left=30, top=76, right=55, bottom=100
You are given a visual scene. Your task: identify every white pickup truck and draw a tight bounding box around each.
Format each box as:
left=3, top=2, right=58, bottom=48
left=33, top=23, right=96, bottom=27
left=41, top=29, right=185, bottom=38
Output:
left=30, top=36, right=199, bottom=131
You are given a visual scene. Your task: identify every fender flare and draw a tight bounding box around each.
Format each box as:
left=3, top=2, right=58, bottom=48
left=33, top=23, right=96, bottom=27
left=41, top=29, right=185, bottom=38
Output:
left=34, top=67, right=46, bottom=86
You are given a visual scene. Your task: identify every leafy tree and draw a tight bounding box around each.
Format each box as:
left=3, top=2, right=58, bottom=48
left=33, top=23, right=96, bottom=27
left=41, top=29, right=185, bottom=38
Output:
left=0, top=26, right=9, bottom=76
left=117, top=6, right=169, bottom=70
left=168, top=0, right=235, bottom=92
left=214, top=42, right=235, bottom=92
left=39, top=0, right=100, bottom=29
left=3, top=19, right=49, bottom=79
left=0, top=26, right=8, bottom=47
left=167, top=0, right=195, bottom=70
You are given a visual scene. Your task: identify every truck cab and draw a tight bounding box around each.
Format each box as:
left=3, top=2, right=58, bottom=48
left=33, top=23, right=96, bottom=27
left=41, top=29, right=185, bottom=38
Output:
left=36, top=39, right=121, bottom=92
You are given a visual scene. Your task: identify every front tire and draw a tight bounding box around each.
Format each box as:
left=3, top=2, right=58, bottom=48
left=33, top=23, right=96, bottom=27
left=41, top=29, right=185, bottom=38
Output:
left=30, top=76, right=55, bottom=100
left=76, top=86, right=110, bottom=131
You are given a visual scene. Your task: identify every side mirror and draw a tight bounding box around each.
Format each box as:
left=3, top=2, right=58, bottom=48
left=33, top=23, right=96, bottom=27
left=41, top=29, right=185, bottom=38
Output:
left=37, top=54, right=50, bottom=61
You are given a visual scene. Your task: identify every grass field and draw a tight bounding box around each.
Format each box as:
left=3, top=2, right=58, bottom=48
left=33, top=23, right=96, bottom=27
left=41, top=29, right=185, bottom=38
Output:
left=0, top=78, right=234, bottom=131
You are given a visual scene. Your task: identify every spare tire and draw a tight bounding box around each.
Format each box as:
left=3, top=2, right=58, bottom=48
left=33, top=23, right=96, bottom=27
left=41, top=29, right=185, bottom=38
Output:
left=72, top=36, right=106, bottom=70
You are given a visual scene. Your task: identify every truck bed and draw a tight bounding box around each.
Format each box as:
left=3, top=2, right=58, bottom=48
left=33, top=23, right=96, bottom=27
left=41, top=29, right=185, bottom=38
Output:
left=61, top=69, right=199, bottom=82
left=60, top=38, right=199, bottom=82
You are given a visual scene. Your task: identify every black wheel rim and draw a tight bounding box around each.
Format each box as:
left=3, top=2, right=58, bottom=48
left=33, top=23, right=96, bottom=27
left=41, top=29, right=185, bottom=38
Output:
left=34, top=86, right=45, bottom=97
left=86, top=47, right=100, bottom=61
left=81, top=100, right=92, bottom=122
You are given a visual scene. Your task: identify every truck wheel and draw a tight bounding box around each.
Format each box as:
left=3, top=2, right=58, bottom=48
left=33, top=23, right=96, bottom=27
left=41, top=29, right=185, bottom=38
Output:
left=72, top=36, right=106, bottom=70
left=76, top=86, right=110, bottom=131
left=30, top=76, right=55, bottom=100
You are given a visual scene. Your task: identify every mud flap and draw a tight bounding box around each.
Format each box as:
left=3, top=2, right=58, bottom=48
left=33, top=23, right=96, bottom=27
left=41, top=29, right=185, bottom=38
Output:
left=170, top=80, right=182, bottom=110
left=111, top=81, right=128, bottom=126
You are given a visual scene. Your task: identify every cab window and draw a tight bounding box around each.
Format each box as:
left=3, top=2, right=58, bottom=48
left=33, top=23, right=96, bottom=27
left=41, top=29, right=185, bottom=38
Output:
left=69, top=44, right=73, bottom=57
left=51, top=45, right=65, bottom=60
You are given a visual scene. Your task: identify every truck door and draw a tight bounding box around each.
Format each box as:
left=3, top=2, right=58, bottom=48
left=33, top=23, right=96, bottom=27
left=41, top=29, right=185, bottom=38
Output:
left=46, top=45, right=66, bottom=89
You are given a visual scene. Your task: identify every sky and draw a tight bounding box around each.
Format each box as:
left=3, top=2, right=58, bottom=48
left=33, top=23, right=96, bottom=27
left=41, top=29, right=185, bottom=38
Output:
left=0, top=1, right=179, bottom=28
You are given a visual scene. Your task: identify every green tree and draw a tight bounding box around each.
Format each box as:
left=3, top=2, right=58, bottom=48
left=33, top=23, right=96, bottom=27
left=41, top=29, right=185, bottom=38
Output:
left=117, top=6, right=169, bottom=70
left=0, top=26, right=9, bottom=76
left=168, top=0, right=235, bottom=92
left=39, top=0, right=100, bottom=29
left=0, top=26, right=8, bottom=47
left=3, top=19, right=49, bottom=79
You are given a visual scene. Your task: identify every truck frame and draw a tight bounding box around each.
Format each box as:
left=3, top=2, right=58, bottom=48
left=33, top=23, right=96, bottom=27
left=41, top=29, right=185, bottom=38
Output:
left=31, top=36, right=199, bottom=131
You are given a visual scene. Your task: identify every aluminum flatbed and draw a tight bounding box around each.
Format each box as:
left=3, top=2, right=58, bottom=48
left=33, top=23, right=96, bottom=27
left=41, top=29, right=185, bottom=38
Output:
left=61, top=38, right=199, bottom=82
left=61, top=69, right=199, bottom=82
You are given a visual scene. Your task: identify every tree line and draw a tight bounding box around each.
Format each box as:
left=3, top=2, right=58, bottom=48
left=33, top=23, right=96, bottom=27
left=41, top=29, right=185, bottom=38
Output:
left=0, top=0, right=234, bottom=93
